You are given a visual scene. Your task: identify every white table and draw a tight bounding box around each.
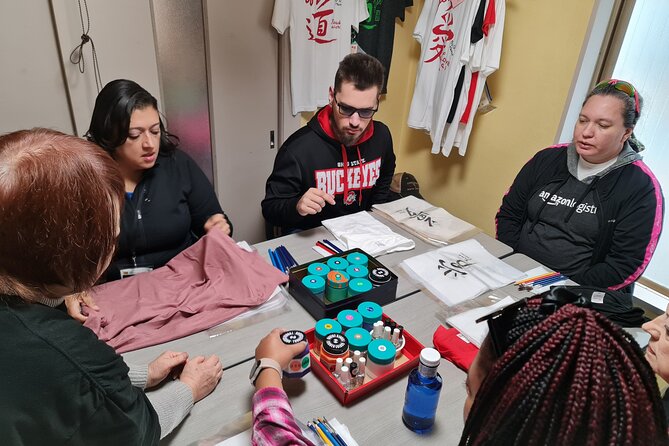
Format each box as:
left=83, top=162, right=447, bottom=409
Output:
left=123, top=216, right=517, bottom=445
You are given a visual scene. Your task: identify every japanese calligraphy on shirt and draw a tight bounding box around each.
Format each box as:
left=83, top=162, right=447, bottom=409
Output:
left=306, top=0, right=342, bottom=43
left=425, top=0, right=456, bottom=70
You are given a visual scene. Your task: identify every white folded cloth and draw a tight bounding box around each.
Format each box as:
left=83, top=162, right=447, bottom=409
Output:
left=446, top=296, right=515, bottom=346
left=373, top=196, right=480, bottom=245
left=321, top=211, right=415, bottom=256
left=400, top=239, right=524, bottom=306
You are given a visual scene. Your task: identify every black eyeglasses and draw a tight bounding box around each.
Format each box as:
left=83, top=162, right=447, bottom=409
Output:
left=333, top=95, right=378, bottom=119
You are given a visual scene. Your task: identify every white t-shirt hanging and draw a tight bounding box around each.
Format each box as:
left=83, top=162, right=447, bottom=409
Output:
left=451, top=0, right=505, bottom=155
left=407, top=0, right=478, bottom=132
left=272, top=0, right=369, bottom=116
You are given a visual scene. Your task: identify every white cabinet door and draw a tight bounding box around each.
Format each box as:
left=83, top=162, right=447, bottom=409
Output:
left=206, top=0, right=279, bottom=244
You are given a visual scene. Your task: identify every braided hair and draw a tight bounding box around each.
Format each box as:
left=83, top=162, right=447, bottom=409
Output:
left=460, top=298, right=667, bottom=446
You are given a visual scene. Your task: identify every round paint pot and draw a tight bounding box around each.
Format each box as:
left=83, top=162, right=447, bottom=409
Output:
left=337, top=309, right=363, bottom=333
left=301, top=275, right=325, bottom=294
left=326, top=270, right=349, bottom=303
left=346, top=252, right=369, bottom=267
left=280, top=330, right=310, bottom=378
left=369, top=267, right=391, bottom=285
left=307, top=262, right=330, bottom=277
left=348, top=278, right=373, bottom=297
left=345, top=327, right=373, bottom=353
left=314, top=318, right=342, bottom=351
left=346, top=264, right=369, bottom=279
left=320, top=332, right=349, bottom=372
left=327, top=257, right=349, bottom=271
left=366, top=339, right=396, bottom=378
left=357, top=301, right=383, bottom=330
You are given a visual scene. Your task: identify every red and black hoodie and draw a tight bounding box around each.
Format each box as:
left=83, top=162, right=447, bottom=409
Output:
left=262, top=105, right=396, bottom=235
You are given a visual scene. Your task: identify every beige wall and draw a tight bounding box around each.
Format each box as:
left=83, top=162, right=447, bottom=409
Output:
left=302, top=0, right=598, bottom=236
left=377, top=0, right=598, bottom=236
left=0, top=2, right=73, bottom=134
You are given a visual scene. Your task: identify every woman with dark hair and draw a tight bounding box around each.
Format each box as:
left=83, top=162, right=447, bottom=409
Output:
left=496, top=80, right=663, bottom=292
left=460, top=289, right=667, bottom=445
left=87, top=79, right=232, bottom=280
left=0, top=129, right=222, bottom=444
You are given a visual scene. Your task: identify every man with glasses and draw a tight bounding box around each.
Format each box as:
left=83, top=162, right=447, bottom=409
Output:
left=262, top=53, right=396, bottom=237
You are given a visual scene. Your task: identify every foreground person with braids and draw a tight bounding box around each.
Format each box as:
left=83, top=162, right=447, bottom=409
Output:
left=460, top=288, right=668, bottom=445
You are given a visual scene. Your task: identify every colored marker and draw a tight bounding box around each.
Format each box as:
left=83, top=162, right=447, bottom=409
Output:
left=280, top=245, right=298, bottom=267
left=315, top=241, right=337, bottom=255
left=311, top=421, right=334, bottom=446
left=308, top=422, right=332, bottom=446
left=272, top=249, right=285, bottom=272
left=275, top=246, right=291, bottom=272
left=515, top=271, right=560, bottom=285
left=322, top=239, right=343, bottom=254
left=322, top=417, right=349, bottom=446
left=316, top=420, right=339, bottom=446
left=267, top=249, right=278, bottom=269
left=532, top=275, right=567, bottom=287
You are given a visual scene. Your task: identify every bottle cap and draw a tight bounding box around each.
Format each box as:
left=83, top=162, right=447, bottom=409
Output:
left=280, top=330, right=306, bottom=345
left=345, top=327, right=372, bottom=351
left=326, top=270, right=350, bottom=289
left=346, top=252, right=368, bottom=267
left=348, top=278, right=373, bottom=296
left=322, top=333, right=348, bottom=355
left=357, top=301, right=383, bottom=324
left=301, top=275, right=325, bottom=294
left=367, top=339, right=396, bottom=365
left=419, top=348, right=441, bottom=368
left=327, top=256, right=349, bottom=271
left=369, top=267, right=391, bottom=285
left=315, top=318, right=342, bottom=341
left=346, top=264, right=369, bottom=278
left=337, top=309, right=363, bottom=330
left=307, top=262, right=330, bottom=277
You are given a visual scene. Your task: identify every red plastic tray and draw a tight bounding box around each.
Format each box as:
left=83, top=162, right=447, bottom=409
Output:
left=305, top=314, right=423, bottom=405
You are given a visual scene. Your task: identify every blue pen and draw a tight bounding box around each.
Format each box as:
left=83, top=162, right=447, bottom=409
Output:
left=322, top=239, right=343, bottom=254
left=272, top=249, right=286, bottom=272
left=315, top=420, right=339, bottom=446
left=275, top=246, right=292, bottom=272
left=267, top=249, right=278, bottom=269
left=280, top=245, right=298, bottom=267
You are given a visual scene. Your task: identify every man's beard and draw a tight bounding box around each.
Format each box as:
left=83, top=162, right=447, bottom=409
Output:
left=330, top=115, right=364, bottom=147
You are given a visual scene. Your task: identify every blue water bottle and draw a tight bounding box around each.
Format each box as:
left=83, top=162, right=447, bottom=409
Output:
left=402, top=347, right=442, bottom=433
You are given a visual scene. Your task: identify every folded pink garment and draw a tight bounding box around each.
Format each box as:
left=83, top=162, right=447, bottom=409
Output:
left=432, top=325, right=479, bottom=372
left=84, top=230, right=288, bottom=353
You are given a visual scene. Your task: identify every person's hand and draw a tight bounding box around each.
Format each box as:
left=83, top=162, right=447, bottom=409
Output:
left=204, top=213, right=231, bottom=236
left=147, top=351, right=189, bottom=388
left=296, top=188, right=335, bottom=217
left=179, top=355, right=223, bottom=402
left=255, top=328, right=307, bottom=370
left=64, top=291, right=98, bottom=323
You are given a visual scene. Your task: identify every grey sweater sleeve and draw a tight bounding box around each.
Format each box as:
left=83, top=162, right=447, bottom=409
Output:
left=127, top=364, right=194, bottom=438
left=127, top=364, right=149, bottom=389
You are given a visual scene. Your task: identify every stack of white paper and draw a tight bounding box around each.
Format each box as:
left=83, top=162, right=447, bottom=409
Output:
left=373, top=196, right=480, bottom=245
left=400, top=239, right=524, bottom=306
left=322, top=211, right=415, bottom=256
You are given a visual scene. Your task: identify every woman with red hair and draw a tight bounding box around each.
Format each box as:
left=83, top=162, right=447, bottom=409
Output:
left=0, top=129, right=222, bottom=444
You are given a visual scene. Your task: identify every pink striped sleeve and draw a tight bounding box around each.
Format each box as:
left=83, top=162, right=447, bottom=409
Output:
left=252, top=387, right=315, bottom=446
left=611, top=161, right=664, bottom=290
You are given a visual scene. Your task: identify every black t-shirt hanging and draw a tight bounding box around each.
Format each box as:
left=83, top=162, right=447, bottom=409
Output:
left=353, top=0, right=413, bottom=94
